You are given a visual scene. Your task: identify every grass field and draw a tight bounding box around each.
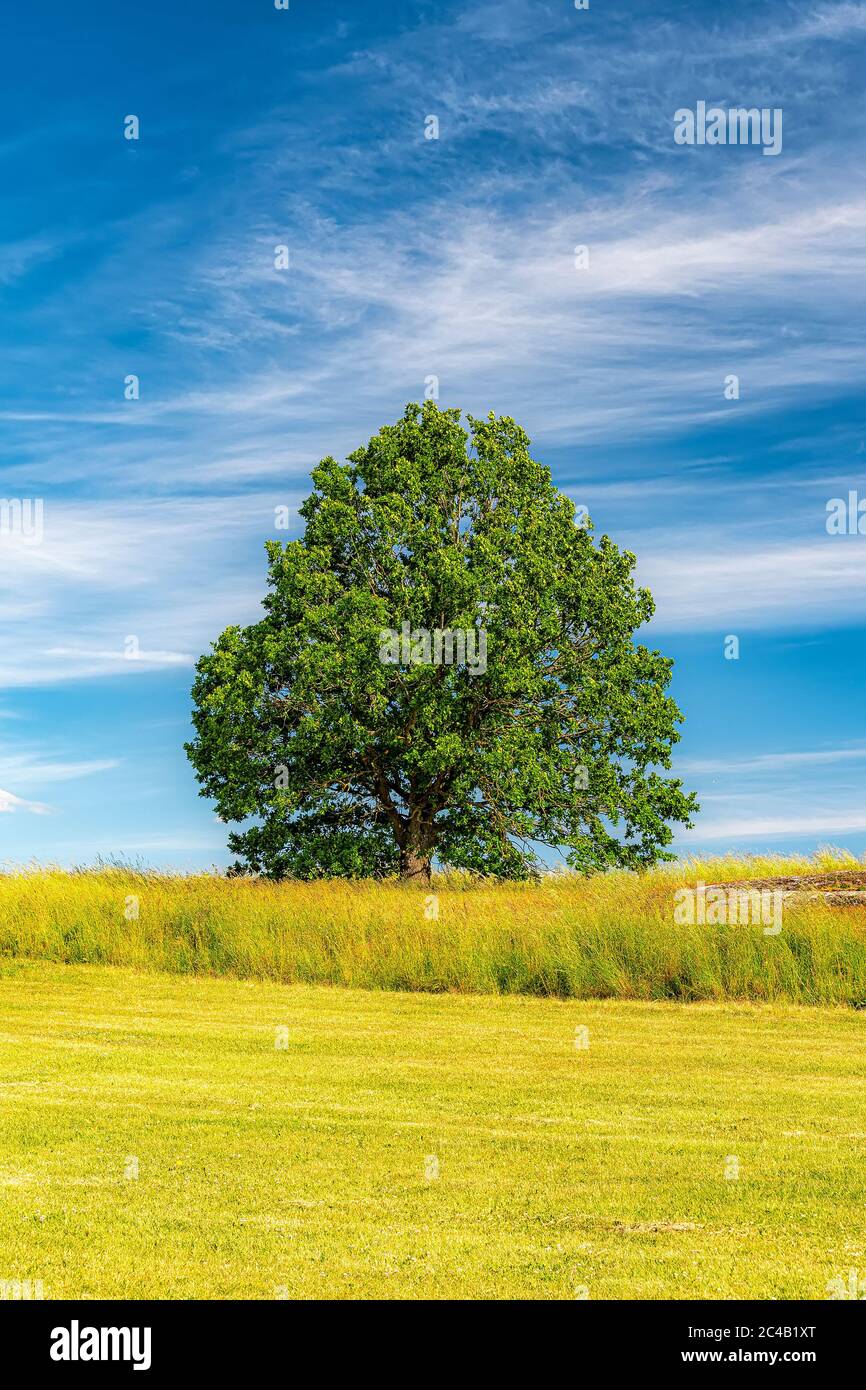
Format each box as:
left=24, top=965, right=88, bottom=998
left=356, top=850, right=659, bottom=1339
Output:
left=1, top=959, right=865, bottom=1300
left=2, top=852, right=866, bottom=1004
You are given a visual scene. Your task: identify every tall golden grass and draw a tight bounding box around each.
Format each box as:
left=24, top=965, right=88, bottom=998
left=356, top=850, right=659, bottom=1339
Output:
left=1, top=851, right=865, bottom=1004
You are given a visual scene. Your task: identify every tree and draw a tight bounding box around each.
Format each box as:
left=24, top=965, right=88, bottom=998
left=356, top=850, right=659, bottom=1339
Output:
left=185, top=402, right=698, bottom=883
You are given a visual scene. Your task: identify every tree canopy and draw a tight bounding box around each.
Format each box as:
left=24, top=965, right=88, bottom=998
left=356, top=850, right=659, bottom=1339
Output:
left=186, top=402, right=697, bottom=881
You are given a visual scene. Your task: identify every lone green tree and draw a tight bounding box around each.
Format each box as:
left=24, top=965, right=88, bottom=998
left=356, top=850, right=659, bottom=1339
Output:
left=186, top=402, right=697, bottom=882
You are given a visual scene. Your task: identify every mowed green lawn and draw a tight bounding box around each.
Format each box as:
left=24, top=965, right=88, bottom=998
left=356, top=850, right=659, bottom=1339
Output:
left=1, top=961, right=864, bottom=1300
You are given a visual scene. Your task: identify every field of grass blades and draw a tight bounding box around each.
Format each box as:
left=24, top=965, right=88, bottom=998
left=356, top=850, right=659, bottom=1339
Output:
left=2, top=853, right=866, bottom=1005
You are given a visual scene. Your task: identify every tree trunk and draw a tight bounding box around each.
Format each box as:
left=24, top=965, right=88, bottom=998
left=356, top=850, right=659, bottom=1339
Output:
left=399, top=845, right=432, bottom=885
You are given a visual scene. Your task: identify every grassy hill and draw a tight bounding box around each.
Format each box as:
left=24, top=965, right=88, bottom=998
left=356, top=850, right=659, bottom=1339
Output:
left=1, top=853, right=865, bottom=1004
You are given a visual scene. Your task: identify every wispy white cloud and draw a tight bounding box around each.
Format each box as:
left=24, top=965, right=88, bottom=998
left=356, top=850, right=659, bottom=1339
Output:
left=46, top=647, right=193, bottom=668
left=0, top=236, right=56, bottom=287
left=0, top=750, right=119, bottom=817
left=639, top=538, right=866, bottom=631
left=682, top=811, right=866, bottom=841
left=791, top=1, right=866, bottom=41
left=676, top=736, right=866, bottom=848
left=0, top=497, right=273, bottom=687
left=0, top=754, right=119, bottom=787
left=0, top=788, right=50, bottom=815
left=678, top=747, right=866, bottom=775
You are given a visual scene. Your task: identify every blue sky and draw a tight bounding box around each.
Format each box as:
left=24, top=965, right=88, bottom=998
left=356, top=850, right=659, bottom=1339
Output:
left=2, top=0, right=865, bottom=869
